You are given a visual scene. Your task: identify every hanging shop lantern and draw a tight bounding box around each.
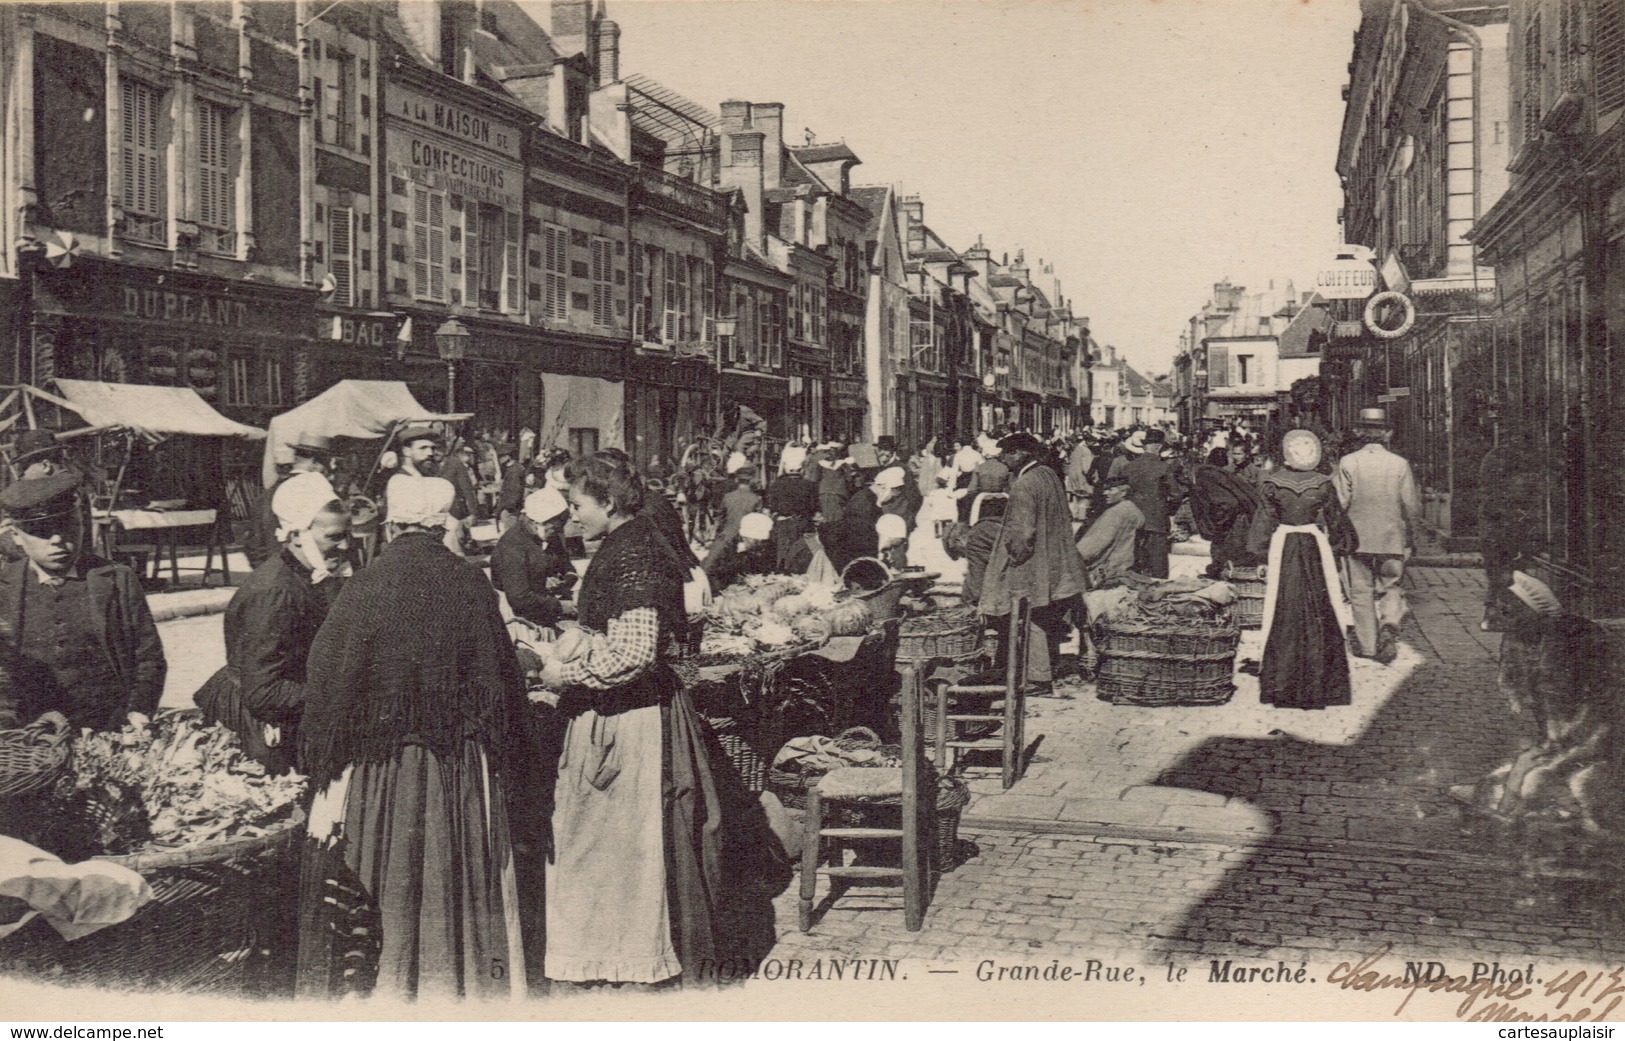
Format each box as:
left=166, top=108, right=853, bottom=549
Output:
left=1363, top=291, right=1416, bottom=340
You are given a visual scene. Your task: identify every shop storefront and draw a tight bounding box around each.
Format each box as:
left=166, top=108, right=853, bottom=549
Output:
left=824, top=376, right=866, bottom=445
left=627, top=351, right=711, bottom=473
left=23, top=256, right=317, bottom=488
left=720, top=369, right=789, bottom=441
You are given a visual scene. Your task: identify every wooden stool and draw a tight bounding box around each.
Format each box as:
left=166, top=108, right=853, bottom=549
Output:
left=798, top=666, right=929, bottom=932
left=937, top=595, right=1031, bottom=789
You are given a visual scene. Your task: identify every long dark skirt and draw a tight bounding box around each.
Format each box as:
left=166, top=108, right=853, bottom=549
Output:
left=1260, top=532, right=1352, bottom=709
left=295, top=741, right=524, bottom=1001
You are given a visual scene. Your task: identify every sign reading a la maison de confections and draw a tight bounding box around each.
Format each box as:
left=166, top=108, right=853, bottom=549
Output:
left=387, top=84, right=522, bottom=212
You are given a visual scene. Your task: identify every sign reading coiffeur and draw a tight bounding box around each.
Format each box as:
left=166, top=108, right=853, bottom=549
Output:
left=1315, top=248, right=1378, bottom=300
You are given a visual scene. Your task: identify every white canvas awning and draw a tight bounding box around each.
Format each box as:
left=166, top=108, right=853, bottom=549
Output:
left=262, top=380, right=470, bottom=487
left=53, top=379, right=266, bottom=440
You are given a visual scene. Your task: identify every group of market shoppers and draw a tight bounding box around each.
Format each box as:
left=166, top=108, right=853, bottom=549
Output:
left=193, top=424, right=775, bottom=1000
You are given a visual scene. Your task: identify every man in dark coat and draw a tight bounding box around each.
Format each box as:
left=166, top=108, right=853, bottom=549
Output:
left=246, top=432, right=339, bottom=569
left=1120, top=429, right=1181, bottom=578
left=979, top=432, right=1089, bottom=694
left=197, top=471, right=350, bottom=771
left=0, top=472, right=166, bottom=732
left=490, top=487, right=576, bottom=629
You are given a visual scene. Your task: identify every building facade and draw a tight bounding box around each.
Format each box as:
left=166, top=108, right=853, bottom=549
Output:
left=1467, top=0, right=1625, bottom=613
left=1335, top=0, right=1510, bottom=541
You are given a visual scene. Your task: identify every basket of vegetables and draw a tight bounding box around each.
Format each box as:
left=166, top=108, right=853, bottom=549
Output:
left=0, top=713, right=307, bottom=996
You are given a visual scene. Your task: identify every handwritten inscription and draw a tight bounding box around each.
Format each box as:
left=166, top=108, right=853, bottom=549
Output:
left=1327, top=943, right=1624, bottom=1020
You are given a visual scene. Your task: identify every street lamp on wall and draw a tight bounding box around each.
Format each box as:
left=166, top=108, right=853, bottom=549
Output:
left=434, top=318, right=470, bottom=412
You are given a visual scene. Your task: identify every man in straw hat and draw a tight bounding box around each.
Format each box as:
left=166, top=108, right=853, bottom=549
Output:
left=197, top=471, right=350, bottom=771
left=0, top=471, right=165, bottom=732
left=1334, top=407, right=1422, bottom=665
left=247, top=431, right=341, bottom=569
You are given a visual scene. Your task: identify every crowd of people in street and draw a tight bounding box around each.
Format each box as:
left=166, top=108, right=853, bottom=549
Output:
left=0, top=398, right=1525, bottom=1000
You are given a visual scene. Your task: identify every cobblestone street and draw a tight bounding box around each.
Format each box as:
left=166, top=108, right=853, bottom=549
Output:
left=760, top=556, right=1625, bottom=990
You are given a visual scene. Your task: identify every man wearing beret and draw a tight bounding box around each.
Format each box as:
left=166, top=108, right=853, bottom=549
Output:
left=0, top=472, right=166, bottom=732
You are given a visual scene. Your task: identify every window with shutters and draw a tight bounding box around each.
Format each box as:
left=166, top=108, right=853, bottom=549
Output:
left=590, top=236, right=613, bottom=327
left=474, top=205, right=503, bottom=311
left=1557, top=0, right=1584, bottom=93
left=542, top=224, right=568, bottom=322
left=701, top=262, right=715, bottom=344
left=412, top=187, right=446, bottom=302
left=503, top=212, right=521, bottom=312
left=196, top=100, right=235, bottom=254
left=120, top=78, right=165, bottom=244
left=631, top=247, right=645, bottom=337
left=663, top=252, right=680, bottom=342
left=1597, top=0, right=1625, bottom=114
left=328, top=207, right=355, bottom=307
left=1520, top=5, right=1544, bottom=143
left=766, top=298, right=783, bottom=369
left=332, top=49, right=357, bottom=151
left=225, top=357, right=250, bottom=406
left=264, top=357, right=286, bottom=407
left=1207, top=343, right=1231, bottom=388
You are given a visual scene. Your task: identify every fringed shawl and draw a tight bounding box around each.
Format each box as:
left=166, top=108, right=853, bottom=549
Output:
left=577, top=513, right=688, bottom=649
left=299, top=532, right=526, bottom=790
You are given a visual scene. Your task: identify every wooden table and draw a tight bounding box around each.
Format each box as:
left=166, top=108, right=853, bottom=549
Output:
left=95, top=508, right=230, bottom=587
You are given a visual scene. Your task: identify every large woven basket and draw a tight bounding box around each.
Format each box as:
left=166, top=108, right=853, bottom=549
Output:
left=896, top=610, right=983, bottom=663
left=1094, top=613, right=1240, bottom=707
left=0, top=713, right=71, bottom=800
left=1226, top=566, right=1266, bottom=630
left=0, top=809, right=306, bottom=996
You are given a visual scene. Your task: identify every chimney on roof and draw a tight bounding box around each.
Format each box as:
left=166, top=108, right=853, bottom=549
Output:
left=552, top=0, right=593, bottom=59
left=900, top=196, right=924, bottom=254
left=595, top=20, right=620, bottom=85
left=719, top=100, right=750, bottom=133
left=751, top=103, right=784, bottom=189
left=398, top=1, right=443, bottom=65
left=719, top=130, right=766, bottom=249
left=963, top=239, right=992, bottom=282
left=1012, top=250, right=1029, bottom=283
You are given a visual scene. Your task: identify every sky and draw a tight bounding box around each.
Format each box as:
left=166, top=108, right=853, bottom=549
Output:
left=571, top=0, right=1362, bottom=377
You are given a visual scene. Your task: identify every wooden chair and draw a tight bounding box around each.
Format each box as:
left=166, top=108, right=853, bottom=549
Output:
left=798, top=665, right=929, bottom=932
left=936, top=594, right=1030, bottom=789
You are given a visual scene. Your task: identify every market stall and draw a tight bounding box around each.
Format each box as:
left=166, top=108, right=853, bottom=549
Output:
left=260, top=380, right=472, bottom=560
left=0, top=711, right=305, bottom=994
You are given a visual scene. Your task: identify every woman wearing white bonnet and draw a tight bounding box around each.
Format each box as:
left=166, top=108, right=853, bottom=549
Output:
left=195, top=470, right=351, bottom=772
left=387, top=473, right=463, bottom=556
left=875, top=512, right=909, bottom=571
left=907, top=465, right=963, bottom=578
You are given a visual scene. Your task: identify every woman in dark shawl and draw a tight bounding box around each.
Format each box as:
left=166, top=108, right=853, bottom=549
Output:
left=295, top=475, right=529, bottom=1002
left=1192, top=446, right=1262, bottom=580
left=537, top=453, right=723, bottom=986
left=1245, top=430, right=1356, bottom=710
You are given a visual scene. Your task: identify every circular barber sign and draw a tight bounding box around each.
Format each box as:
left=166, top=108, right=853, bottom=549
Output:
left=1364, top=291, right=1416, bottom=339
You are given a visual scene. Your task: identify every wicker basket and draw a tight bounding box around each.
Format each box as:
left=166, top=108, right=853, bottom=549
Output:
left=896, top=611, right=983, bottom=663
left=0, top=713, right=71, bottom=800
left=706, top=716, right=768, bottom=793
left=0, top=810, right=305, bottom=996
left=1226, top=566, right=1266, bottom=630
left=1093, top=614, right=1240, bottom=706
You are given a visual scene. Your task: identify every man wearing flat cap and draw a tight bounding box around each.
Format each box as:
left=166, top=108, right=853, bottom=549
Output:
left=0, top=471, right=166, bottom=732
left=10, top=428, right=70, bottom=481
left=247, top=431, right=340, bottom=569
left=1335, top=407, right=1422, bottom=664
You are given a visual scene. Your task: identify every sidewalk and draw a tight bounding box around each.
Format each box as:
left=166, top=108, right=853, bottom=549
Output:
left=957, top=552, right=1510, bottom=857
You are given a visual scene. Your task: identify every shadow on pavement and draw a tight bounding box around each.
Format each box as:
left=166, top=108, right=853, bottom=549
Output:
left=1147, top=616, right=1625, bottom=963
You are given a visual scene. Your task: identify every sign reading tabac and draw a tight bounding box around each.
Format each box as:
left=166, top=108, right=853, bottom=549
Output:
left=392, top=85, right=522, bottom=161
